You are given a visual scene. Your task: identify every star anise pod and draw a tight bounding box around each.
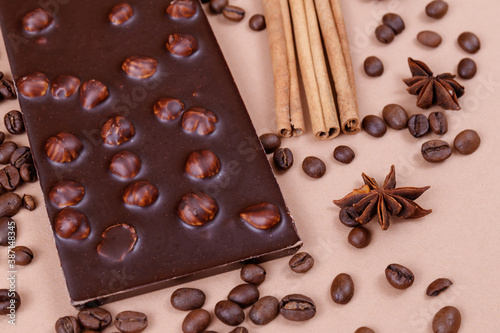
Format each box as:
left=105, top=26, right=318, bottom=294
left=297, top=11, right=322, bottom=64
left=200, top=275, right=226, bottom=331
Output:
left=333, top=165, right=432, bottom=230
left=403, top=57, right=465, bottom=110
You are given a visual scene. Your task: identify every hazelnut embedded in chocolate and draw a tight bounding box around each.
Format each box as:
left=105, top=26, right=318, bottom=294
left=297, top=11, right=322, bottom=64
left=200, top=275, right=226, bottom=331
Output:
left=49, top=181, right=85, bottom=207
left=154, top=97, right=185, bottom=121
left=109, top=3, right=134, bottom=25
left=185, top=150, right=220, bottom=179
left=110, top=151, right=141, bottom=179
left=181, top=107, right=217, bottom=135
left=17, top=72, right=49, bottom=97
left=97, top=224, right=137, bottom=261
left=178, top=192, right=218, bottom=226
left=122, top=56, right=158, bottom=79
left=101, top=116, right=135, bottom=146
left=55, top=208, right=90, bottom=239
left=51, top=75, right=81, bottom=98
left=166, top=0, right=197, bottom=18
left=123, top=181, right=159, bottom=207
left=166, top=33, right=198, bottom=56
left=240, top=202, right=281, bottom=230
left=45, top=132, right=83, bottom=163
left=79, top=79, right=109, bottom=109
left=22, top=8, right=53, bottom=32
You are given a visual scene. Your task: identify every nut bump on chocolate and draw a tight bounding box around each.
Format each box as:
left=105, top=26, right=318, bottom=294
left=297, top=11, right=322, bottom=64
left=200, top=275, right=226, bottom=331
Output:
left=181, top=107, right=217, bottom=135
left=49, top=181, right=85, bottom=207
left=97, top=224, right=137, bottom=261
left=154, top=97, right=185, bottom=121
left=185, top=150, right=220, bottom=179
left=79, top=79, right=109, bottom=109
left=110, top=151, right=141, bottom=179
left=51, top=75, right=81, bottom=98
left=166, top=0, right=197, bottom=18
left=240, top=202, right=281, bottom=230
left=22, top=8, right=53, bottom=32
left=45, top=132, right=83, bottom=163
left=55, top=208, right=90, bottom=240
left=101, top=116, right=135, bottom=146
left=123, top=181, right=159, bottom=207
left=166, top=33, right=198, bottom=56
left=109, top=3, right=134, bottom=25
left=178, top=192, right=218, bottom=226
left=17, top=72, right=49, bottom=97
left=122, top=56, right=158, bottom=79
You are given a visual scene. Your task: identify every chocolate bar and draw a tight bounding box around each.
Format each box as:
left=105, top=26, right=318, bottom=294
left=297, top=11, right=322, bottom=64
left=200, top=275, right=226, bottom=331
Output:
left=0, top=0, right=302, bottom=307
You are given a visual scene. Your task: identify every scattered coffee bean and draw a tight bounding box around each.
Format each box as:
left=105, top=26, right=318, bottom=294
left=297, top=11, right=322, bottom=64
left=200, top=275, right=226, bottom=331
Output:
left=0, top=141, right=18, bottom=164
left=10, top=146, right=33, bottom=168
left=382, top=13, right=405, bottom=34
left=0, top=289, right=20, bottom=315
left=382, top=104, right=408, bottom=130
left=289, top=252, right=314, bottom=273
left=171, top=288, right=206, bottom=311
left=259, top=133, right=281, bottom=154
left=115, top=311, right=148, bottom=333
left=0, top=165, right=21, bottom=191
left=432, top=306, right=461, bottom=333
left=279, top=294, right=316, bottom=321
left=333, top=145, right=355, bottom=164
left=457, top=58, right=477, bottom=79
left=249, top=295, right=279, bottom=325
left=182, top=309, right=211, bottom=333
left=417, top=30, right=442, bottom=48
left=348, top=227, right=370, bottom=248
left=454, top=129, right=480, bottom=155
left=426, top=0, right=449, bottom=19
left=458, top=32, right=481, bottom=54
left=364, top=56, right=384, bottom=77
left=209, top=0, right=228, bottom=14
left=427, top=278, right=453, bottom=296
left=0, top=217, right=15, bottom=246
left=408, top=114, right=429, bottom=138
left=302, top=156, right=326, bottom=178
left=339, top=206, right=361, bottom=228
left=428, top=111, right=448, bottom=135
left=0, top=193, right=22, bottom=217
left=362, top=115, right=387, bottom=137
left=0, top=73, right=17, bottom=100
left=240, top=263, right=266, bottom=285
left=223, top=5, right=245, bottom=22
left=385, top=264, right=414, bottom=289
left=249, top=14, right=266, bottom=31
left=0, top=132, right=5, bottom=144
left=4, top=110, right=25, bottom=134
left=22, top=194, right=35, bottom=211
left=421, top=140, right=452, bottom=162
left=273, top=148, right=293, bottom=170
left=330, top=273, right=355, bottom=304
left=13, top=245, right=33, bottom=266
left=55, top=315, right=80, bottom=333
left=78, top=307, right=112, bottom=330
left=20, top=163, right=37, bottom=183
left=375, top=24, right=395, bottom=44
left=227, top=284, right=260, bottom=308
left=355, top=327, right=375, bottom=333
left=214, top=300, right=245, bottom=326
left=229, top=327, right=248, bottom=333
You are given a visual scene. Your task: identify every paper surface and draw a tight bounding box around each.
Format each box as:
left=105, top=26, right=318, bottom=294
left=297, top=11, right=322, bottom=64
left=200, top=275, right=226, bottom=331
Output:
left=0, top=0, right=499, bottom=331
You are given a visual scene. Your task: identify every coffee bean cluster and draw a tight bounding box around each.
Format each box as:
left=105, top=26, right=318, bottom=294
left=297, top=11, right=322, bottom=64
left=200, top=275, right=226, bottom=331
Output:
left=375, top=13, right=405, bottom=44
left=207, top=0, right=266, bottom=31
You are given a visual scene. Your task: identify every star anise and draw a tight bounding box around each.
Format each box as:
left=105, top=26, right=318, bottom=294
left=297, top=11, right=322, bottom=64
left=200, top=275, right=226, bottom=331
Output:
left=403, top=58, right=465, bottom=110
left=333, top=165, right=432, bottom=230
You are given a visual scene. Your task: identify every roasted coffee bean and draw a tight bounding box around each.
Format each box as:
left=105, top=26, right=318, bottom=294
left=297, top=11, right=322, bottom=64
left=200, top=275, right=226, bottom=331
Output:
left=364, top=56, right=384, bottom=77
left=109, top=3, right=135, bottom=24
left=101, top=116, right=135, bottom=146
left=45, top=132, right=83, bottom=163
left=375, top=24, right=395, bottom=44
left=97, top=224, right=137, bottom=261
left=182, top=309, right=211, bottom=333
left=458, top=32, right=480, bottom=54
left=355, top=327, right=375, bottom=333
left=0, top=217, right=15, bottom=246
left=17, top=72, right=49, bottom=97
left=273, top=147, right=293, bottom=170
left=115, top=311, right=148, bottom=333
left=408, top=114, right=429, bottom=138
left=382, top=13, right=405, bottom=34
left=0, top=74, right=16, bottom=100
left=110, top=151, right=142, bottom=179
left=214, top=300, right=245, bottom=326
left=228, top=284, right=260, bottom=308
left=362, top=115, right=387, bottom=137
left=167, top=33, right=198, bottom=56
left=20, top=163, right=37, bottom=182
left=166, top=0, right=196, bottom=19
left=0, top=132, right=5, bottom=144
left=417, top=30, right=442, bottom=48
left=279, top=294, right=316, bottom=321
left=330, top=273, right=354, bottom=304
left=289, top=252, right=314, bottom=273
left=80, top=79, right=109, bottom=109
left=78, top=307, right=112, bottom=330
left=185, top=150, right=220, bottom=179
left=0, top=165, right=20, bottom=191
left=0, top=289, right=20, bottom=315
left=123, top=181, right=159, bottom=207
left=122, top=56, right=158, bottom=79
left=457, top=58, right=477, bottom=79
left=385, top=264, right=414, bottom=289
left=382, top=104, right=408, bottom=130
left=223, top=5, right=245, bottom=22
left=49, top=181, right=85, bottom=207
left=453, top=129, right=480, bottom=155
left=428, top=111, right=448, bottom=135
left=179, top=192, right=218, bottom=226
left=229, top=327, right=248, bottom=333
left=333, top=145, right=355, bottom=164
left=22, top=194, right=36, bottom=211
left=13, top=245, right=33, bottom=265
left=4, top=110, right=25, bottom=134
left=0, top=141, right=18, bottom=164
left=171, top=288, right=206, bottom=311
left=249, top=14, right=266, bottom=31
left=249, top=295, right=279, bottom=325
left=302, top=156, right=326, bottom=178
left=426, top=0, right=449, bottom=19
left=55, top=208, right=90, bottom=239
left=240, top=263, right=266, bottom=285
left=348, top=227, right=370, bottom=248
left=339, top=206, right=361, bottom=228
left=0, top=193, right=22, bottom=217
left=51, top=75, right=81, bottom=99
left=209, top=0, right=228, bottom=14
left=426, top=278, right=453, bottom=296
left=432, top=306, right=461, bottom=333
left=55, top=316, right=80, bottom=333
left=259, top=133, right=281, bottom=154
left=10, top=146, right=33, bottom=168
left=421, top=140, right=452, bottom=163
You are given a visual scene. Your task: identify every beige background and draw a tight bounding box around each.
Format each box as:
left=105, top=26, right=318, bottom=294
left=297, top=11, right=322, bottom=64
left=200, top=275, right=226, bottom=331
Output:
left=1, top=0, right=499, bottom=332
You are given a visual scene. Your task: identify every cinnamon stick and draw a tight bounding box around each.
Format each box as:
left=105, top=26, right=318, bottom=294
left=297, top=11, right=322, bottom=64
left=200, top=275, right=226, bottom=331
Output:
left=316, top=0, right=359, bottom=135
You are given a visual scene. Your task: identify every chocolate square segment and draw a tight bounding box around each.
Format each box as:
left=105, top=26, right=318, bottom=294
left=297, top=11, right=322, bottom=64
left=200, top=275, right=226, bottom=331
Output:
left=0, top=0, right=301, bottom=307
